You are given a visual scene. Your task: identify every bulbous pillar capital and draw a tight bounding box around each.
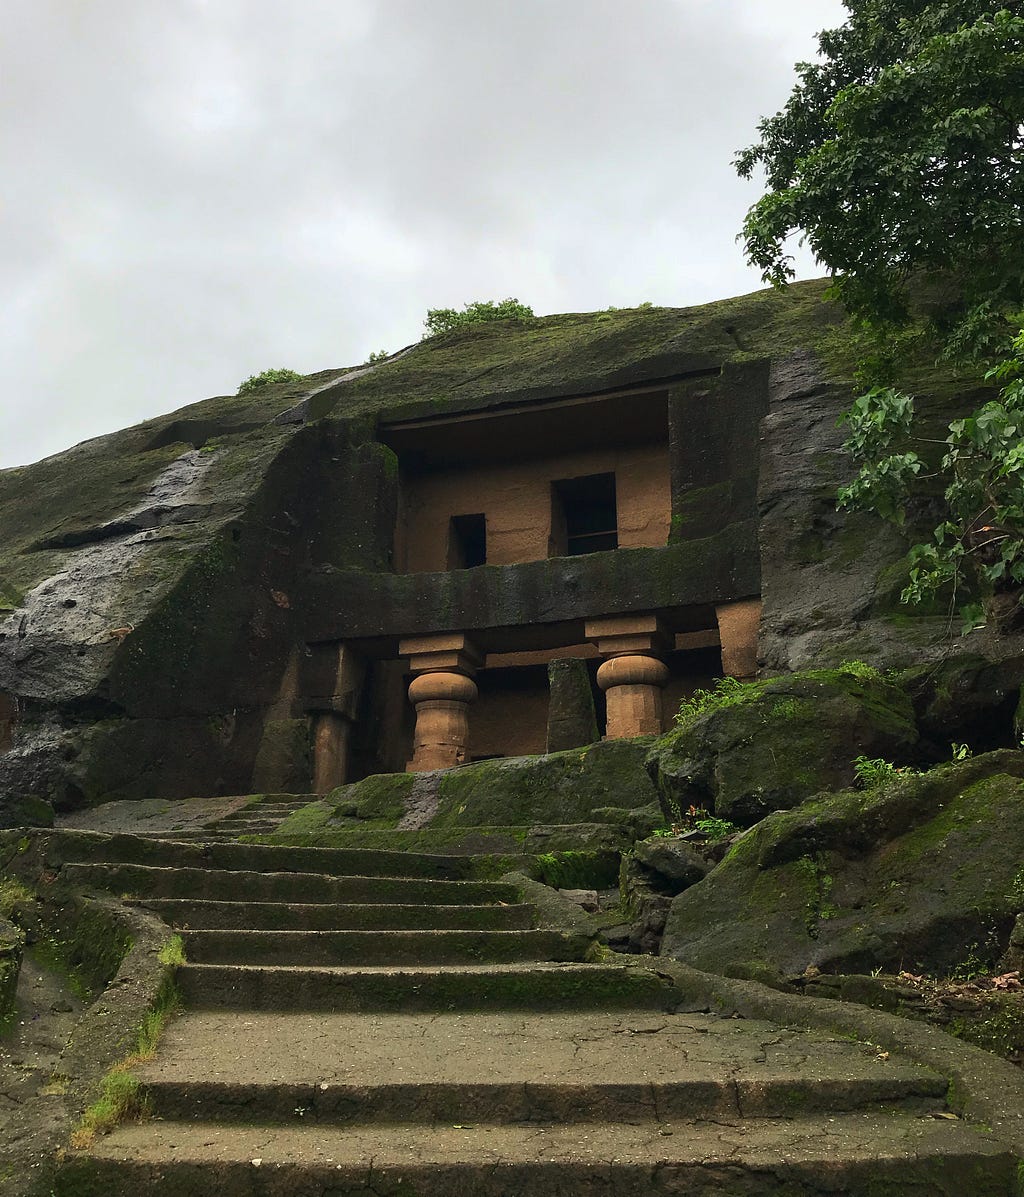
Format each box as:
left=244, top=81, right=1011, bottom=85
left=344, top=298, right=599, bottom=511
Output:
left=596, top=654, right=669, bottom=691
left=406, top=668, right=478, bottom=772
left=596, top=652, right=668, bottom=739
left=408, top=671, right=479, bottom=706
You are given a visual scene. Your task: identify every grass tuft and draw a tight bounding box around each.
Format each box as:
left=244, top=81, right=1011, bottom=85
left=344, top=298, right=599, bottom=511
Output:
left=70, top=1068, right=149, bottom=1148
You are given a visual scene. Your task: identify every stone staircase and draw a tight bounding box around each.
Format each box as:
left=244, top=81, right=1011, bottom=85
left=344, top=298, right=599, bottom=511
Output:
left=136, top=798, right=314, bottom=843
left=56, top=835, right=1018, bottom=1195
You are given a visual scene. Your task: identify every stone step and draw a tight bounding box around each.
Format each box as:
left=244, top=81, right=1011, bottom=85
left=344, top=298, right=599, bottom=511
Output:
left=252, top=823, right=628, bottom=854
left=176, top=962, right=677, bottom=1012
left=61, top=1112, right=1015, bottom=1196
left=132, top=899, right=536, bottom=931
left=132, top=1009, right=950, bottom=1125
left=50, top=831, right=525, bottom=879
left=181, top=929, right=589, bottom=967
left=62, top=863, right=521, bottom=905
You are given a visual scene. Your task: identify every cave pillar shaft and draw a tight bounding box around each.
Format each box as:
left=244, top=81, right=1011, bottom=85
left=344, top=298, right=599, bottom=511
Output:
left=587, top=615, right=670, bottom=738
left=400, top=634, right=482, bottom=772
left=715, top=598, right=762, bottom=679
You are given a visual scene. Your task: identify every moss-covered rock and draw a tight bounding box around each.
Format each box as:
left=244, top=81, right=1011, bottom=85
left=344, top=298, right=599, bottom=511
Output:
left=430, top=741, right=657, bottom=828
left=901, top=652, right=1024, bottom=752
left=546, top=658, right=599, bottom=752
left=270, top=741, right=657, bottom=838
left=647, top=665, right=919, bottom=826
left=660, top=750, right=1024, bottom=980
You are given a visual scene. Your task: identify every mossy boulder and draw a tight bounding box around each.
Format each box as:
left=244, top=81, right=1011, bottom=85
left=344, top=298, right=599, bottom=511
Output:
left=273, top=740, right=657, bottom=838
left=430, top=740, right=656, bottom=828
left=647, top=665, right=919, bottom=827
left=660, top=750, right=1024, bottom=980
left=901, top=651, right=1024, bottom=752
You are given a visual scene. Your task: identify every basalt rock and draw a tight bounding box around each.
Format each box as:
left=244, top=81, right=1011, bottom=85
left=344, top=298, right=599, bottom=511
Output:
left=661, top=750, right=1024, bottom=981
left=646, top=665, right=918, bottom=827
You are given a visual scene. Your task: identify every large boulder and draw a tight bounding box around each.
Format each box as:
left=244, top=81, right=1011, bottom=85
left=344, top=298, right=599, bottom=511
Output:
left=273, top=740, right=658, bottom=839
left=901, top=652, right=1024, bottom=752
left=647, top=665, right=918, bottom=827
left=661, top=750, right=1024, bottom=980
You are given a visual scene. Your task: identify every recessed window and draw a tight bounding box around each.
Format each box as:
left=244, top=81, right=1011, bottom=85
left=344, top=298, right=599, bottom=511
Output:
left=447, top=513, right=486, bottom=569
left=550, top=472, right=618, bottom=557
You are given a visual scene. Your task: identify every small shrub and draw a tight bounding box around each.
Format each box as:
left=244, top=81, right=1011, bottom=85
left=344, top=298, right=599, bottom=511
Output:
left=852, top=755, right=918, bottom=789
left=674, top=676, right=748, bottom=728
left=365, top=349, right=389, bottom=364
left=653, top=806, right=738, bottom=842
left=423, top=298, right=534, bottom=338
left=237, top=367, right=302, bottom=394
left=694, top=814, right=738, bottom=842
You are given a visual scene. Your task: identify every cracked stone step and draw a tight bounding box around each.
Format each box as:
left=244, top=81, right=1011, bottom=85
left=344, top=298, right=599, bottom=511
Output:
left=60, top=1111, right=1016, bottom=1196
left=175, top=961, right=678, bottom=1013
left=132, top=1009, right=950, bottom=1124
left=180, top=928, right=589, bottom=967
left=51, top=832, right=520, bottom=879
left=61, top=864, right=522, bottom=905
left=130, top=899, right=536, bottom=931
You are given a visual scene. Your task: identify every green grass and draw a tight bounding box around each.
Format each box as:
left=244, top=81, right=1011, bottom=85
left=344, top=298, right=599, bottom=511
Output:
left=70, top=1068, right=149, bottom=1148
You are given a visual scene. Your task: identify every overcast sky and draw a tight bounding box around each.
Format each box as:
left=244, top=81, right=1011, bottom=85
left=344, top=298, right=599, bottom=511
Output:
left=1, top=0, right=847, bottom=469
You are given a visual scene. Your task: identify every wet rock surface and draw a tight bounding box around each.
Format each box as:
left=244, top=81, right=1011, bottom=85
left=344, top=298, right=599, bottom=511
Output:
left=647, top=665, right=919, bottom=826
left=661, top=751, right=1024, bottom=980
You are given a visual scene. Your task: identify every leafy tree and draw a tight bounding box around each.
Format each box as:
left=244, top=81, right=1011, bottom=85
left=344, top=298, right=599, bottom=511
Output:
left=738, top=2, right=1024, bottom=625
left=737, top=2, right=1024, bottom=358
left=423, top=298, right=534, bottom=338
left=837, top=330, right=1024, bottom=628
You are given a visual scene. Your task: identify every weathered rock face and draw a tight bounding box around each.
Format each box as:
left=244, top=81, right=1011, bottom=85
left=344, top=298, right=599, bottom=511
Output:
left=546, top=658, right=599, bottom=753
left=757, top=348, right=1024, bottom=685
left=660, top=751, right=1024, bottom=980
left=646, top=666, right=919, bottom=827
left=617, top=837, right=712, bottom=955
left=902, top=652, right=1024, bottom=753
left=0, top=277, right=1013, bottom=820
left=0, top=417, right=397, bottom=815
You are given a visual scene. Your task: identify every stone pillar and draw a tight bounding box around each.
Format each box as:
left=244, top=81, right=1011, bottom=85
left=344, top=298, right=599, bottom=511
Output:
left=715, top=598, right=762, bottom=679
left=304, top=643, right=365, bottom=792
left=399, top=634, right=482, bottom=772
left=597, top=654, right=669, bottom=738
left=312, top=712, right=352, bottom=795
left=546, top=658, right=599, bottom=752
left=586, top=615, right=670, bottom=738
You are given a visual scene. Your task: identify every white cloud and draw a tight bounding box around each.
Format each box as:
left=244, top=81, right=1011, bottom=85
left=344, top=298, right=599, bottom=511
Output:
left=0, top=0, right=845, bottom=468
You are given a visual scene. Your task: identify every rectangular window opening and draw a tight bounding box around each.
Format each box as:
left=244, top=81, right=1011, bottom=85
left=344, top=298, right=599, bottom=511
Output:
left=447, top=513, right=486, bottom=569
left=550, top=472, right=618, bottom=557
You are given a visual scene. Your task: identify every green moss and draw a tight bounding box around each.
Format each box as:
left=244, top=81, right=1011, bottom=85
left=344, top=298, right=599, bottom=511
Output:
left=949, top=999, right=1024, bottom=1060
left=430, top=741, right=656, bottom=828
left=250, top=823, right=533, bottom=853
left=533, top=850, right=620, bottom=889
